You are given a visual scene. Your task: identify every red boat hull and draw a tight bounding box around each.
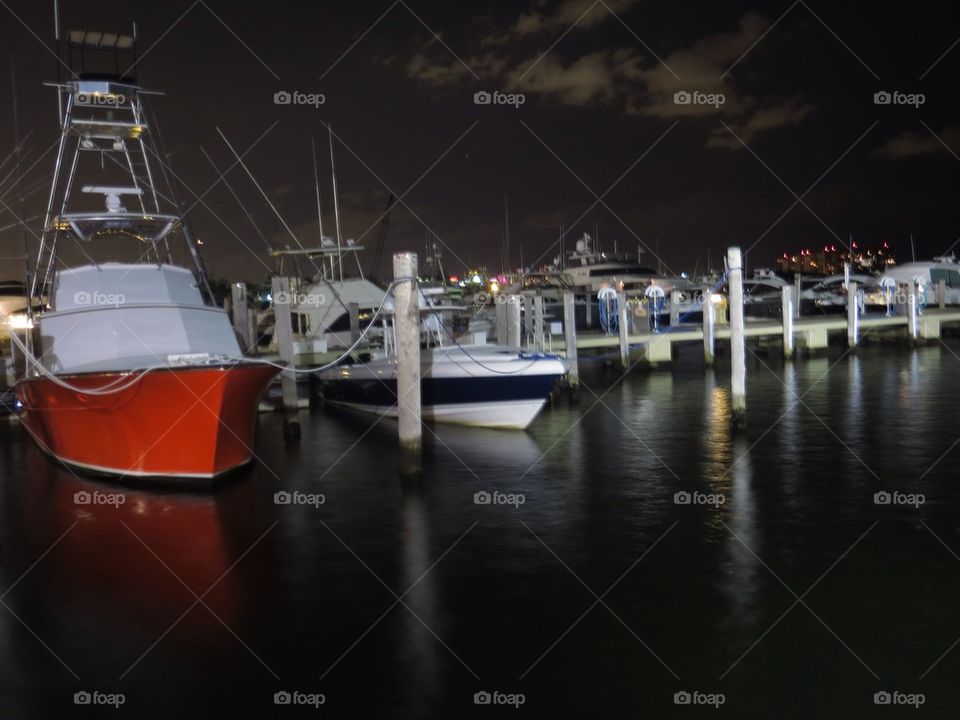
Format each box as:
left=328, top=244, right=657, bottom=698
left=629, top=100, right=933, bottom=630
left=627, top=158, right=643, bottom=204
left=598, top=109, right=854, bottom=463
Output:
left=17, top=363, right=279, bottom=480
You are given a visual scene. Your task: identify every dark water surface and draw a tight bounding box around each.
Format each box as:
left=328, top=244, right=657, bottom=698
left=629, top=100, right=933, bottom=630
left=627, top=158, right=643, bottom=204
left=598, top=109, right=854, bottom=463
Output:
left=3, top=341, right=960, bottom=718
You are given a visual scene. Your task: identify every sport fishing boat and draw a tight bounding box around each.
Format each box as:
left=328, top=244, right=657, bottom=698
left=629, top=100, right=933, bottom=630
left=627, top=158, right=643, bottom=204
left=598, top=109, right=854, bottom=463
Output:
left=318, top=344, right=568, bottom=429
left=16, top=29, right=277, bottom=480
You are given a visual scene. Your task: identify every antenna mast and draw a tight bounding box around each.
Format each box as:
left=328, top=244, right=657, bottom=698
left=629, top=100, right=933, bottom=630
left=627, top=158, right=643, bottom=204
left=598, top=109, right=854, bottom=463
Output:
left=328, top=123, right=343, bottom=283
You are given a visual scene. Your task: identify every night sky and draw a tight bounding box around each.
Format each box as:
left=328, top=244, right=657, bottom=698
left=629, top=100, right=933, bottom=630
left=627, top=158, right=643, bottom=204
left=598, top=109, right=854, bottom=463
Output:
left=0, top=0, right=957, bottom=284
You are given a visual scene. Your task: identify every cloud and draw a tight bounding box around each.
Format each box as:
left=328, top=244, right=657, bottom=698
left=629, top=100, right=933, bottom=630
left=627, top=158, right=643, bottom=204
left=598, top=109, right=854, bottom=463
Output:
left=706, top=97, right=814, bottom=149
left=506, top=50, right=619, bottom=105
left=405, top=52, right=473, bottom=88
left=398, top=7, right=813, bottom=146
left=508, top=0, right=641, bottom=35
left=873, top=126, right=960, bottom=159
left=629, top=12, right=767, bottom=119
left=404, top=50, right=507, bottom=88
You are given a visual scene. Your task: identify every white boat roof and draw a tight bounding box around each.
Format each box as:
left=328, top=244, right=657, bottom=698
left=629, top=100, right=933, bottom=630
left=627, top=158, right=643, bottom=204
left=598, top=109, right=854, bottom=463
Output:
left=54, top=263, right=204, bottom=311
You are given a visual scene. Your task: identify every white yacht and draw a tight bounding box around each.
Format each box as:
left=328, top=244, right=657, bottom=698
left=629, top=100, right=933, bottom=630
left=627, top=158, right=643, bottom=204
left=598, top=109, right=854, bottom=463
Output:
left=880, top=257, right=960, bottom=305
left=562, top=233, right=662, bottom=292
left=317, top=344, right=568, bottom=429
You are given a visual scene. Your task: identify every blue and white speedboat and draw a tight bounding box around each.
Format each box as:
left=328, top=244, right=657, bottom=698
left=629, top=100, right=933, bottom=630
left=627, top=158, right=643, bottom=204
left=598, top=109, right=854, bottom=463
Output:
left=317, top=345, right=568, bottom=429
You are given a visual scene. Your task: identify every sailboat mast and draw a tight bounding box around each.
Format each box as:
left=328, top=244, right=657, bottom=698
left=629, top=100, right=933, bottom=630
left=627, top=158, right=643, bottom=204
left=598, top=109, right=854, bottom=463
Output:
left=311, top=137, right=324, bottom=245
left=10, top=55, right=29, bottom=286
left=328, top=123, right=343, bottom=283
left=504, top=194, right=510, bottom=274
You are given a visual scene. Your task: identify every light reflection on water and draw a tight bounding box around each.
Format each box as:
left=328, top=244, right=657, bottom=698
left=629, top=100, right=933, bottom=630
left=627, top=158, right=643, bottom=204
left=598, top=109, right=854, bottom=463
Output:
left=3, top=342, right=960, bottom=716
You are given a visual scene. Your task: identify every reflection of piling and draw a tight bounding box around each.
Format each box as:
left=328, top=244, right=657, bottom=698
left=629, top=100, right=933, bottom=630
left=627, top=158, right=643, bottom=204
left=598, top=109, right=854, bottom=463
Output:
left=703, top=295, right=715, bottom=366
left=727, top=247, right=746, bottom=426
left=562, top=291, right=579, bottom=387
left=847, top=280, right=859, bottom=347
left=271, top=276, right=301, bottom=411
left=781, top=286, right=794, bottom=359
left=394, top=253, right=422, bottom=474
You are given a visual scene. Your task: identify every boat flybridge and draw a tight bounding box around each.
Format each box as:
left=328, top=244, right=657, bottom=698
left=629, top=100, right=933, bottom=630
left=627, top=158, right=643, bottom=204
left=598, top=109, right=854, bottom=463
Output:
left=16, top=28, right=277, bottom=480
left=561, top=232, right=692, bottom=295
left=267, top=243, right=387, bottom=354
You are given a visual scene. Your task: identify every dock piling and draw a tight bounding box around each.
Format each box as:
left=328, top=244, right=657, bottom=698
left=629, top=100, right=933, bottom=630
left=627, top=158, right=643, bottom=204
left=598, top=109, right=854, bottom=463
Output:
left=617, top=292, right=630, bottom=369
left=495, top=298, right=507, bottom=344
left=794, top=274, right=802, bottom=319
left=506, top=295, right=522, bottom=347
left=393, top=252, right=422, bottom=472
left=703, top=295, right=715, bottom=366
left=940, top=278, right=947, bottom=311
left=562, top=291, right=579, bottom=387
left=908, top=282, right=919, bottom=341
left=533, top=296, right=545, bottom=351
left=522, top=295, right=535, bottom=348
left=781, top=286, right=794, bottom=359
left=847, top=281, right=859, bottom=347
left=727, top=247, right=747, bottom=426
left=584, top=288, right=593, bottom=329
left=271, top=276, right=301, bottom=410
left=669, top=290, right=680, bottom=327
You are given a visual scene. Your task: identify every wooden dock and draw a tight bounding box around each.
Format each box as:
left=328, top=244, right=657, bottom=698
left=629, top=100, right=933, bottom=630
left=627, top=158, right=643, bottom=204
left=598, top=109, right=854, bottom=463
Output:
left=565, top=308, right=960, bottom=365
